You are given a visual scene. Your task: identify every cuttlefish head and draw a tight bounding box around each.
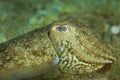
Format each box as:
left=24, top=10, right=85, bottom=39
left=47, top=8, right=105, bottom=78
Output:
left=49, top=19, right=116, bottom=74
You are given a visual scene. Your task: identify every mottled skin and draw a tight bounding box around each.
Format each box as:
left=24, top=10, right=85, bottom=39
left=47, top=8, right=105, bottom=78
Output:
left=0, top=25, right=57, bottom=80
left=50, top=19, right=116, bottom=74
left=0, top=19, right=116, bottom=80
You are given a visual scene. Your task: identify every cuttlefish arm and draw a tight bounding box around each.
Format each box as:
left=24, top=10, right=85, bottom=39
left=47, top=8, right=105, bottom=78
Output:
left=56, top=41, right=115, bottom=74
left=74, top=26, right=116, bottom=64
left=73, top=44, right=116, bottom=64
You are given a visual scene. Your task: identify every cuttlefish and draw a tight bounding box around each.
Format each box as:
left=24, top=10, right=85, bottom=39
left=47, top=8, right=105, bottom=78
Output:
left=0, top=19, right=116, bottom=80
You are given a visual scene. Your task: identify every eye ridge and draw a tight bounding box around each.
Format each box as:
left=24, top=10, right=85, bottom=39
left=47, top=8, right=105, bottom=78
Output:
left=56, top=26, right=68, bottom=32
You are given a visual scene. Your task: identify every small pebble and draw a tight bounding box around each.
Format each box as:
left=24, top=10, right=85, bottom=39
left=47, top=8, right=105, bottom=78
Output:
left=111, top=26, right=120, bottom=34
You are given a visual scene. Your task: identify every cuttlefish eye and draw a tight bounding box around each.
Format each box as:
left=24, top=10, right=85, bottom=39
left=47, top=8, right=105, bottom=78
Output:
left=56, top=25, right=69, bottom=32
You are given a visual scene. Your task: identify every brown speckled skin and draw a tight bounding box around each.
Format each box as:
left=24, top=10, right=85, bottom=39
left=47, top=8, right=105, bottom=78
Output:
left=0, top=19, right=116, bottom=80
left=0, top=25, right=57, bottom=80
left=49, top=19, right=116, bottom=74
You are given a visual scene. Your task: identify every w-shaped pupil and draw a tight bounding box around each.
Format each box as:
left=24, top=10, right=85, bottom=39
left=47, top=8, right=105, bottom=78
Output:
left=56, top=26, right=68, bottom=32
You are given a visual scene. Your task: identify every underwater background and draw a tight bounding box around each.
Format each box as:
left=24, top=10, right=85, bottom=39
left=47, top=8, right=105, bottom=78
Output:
left=0, top=0, right=120, bottom=80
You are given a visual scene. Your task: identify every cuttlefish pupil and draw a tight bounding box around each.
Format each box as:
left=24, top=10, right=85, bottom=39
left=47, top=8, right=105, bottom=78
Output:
left=56, top=25, right=69, bottom=32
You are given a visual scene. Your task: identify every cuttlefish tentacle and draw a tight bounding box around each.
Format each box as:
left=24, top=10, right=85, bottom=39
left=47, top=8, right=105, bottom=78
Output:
left=73, top=43, right=115, bottom=64
left=57, top=40, right=114, bottom=64
left=75, top=27, right=116, bottom=62
left=56, top=45, right=104, bottom=74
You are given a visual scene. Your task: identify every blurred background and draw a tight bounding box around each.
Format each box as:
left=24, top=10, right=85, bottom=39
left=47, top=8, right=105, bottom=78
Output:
left=0, top=0, right=120, bottom=80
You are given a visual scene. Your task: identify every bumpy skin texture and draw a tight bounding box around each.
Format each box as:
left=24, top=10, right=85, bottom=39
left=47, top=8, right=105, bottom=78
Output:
left=0, top=19, right=116, bottom=80
left=0, top=25, right=57, bottom=80
left=49, top=19, right=116, bottom=74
